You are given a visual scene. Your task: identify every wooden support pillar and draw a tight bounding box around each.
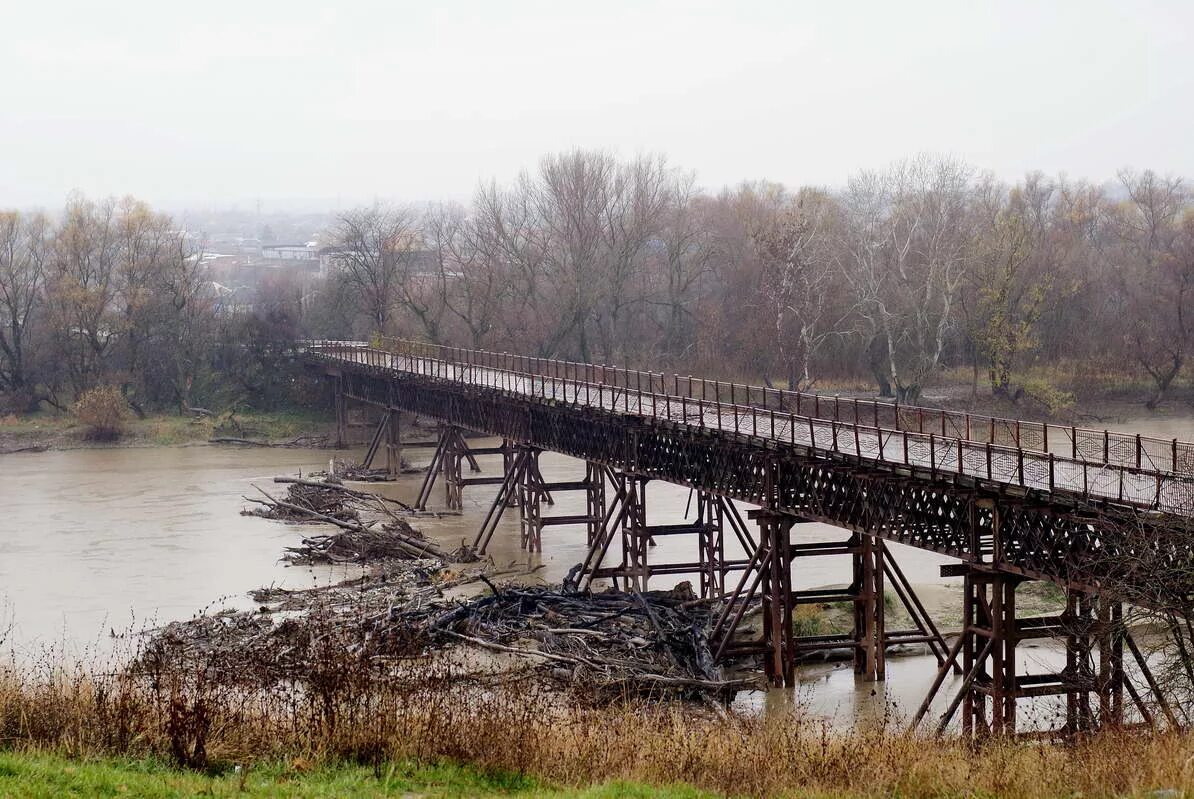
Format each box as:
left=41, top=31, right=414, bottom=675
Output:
left=853, top=533, right=886, bottom=681
left=1096, top=597, right=1126, bottom=728
left=513, top=459, right=606, bottom=555
left=473, top=443, right=535, bottom=553
left=585, top=462, right=606, bottom=546
left=414, top=425, right=464, bottom=511
left=697, top=492, right=726, bottom=598
left=334, top=376, right=348, bottom=449
left=574, top=485, right=740, bottom=598
left=442, top=427, right=465, bottom=511
left=620, top=476, right=651, bottom=591
left=756, top=510, right=796, bottom=687
left=1066, top=590, right=1127, bottom=733
left=385, top=409, right=402, bottom=477
left=917, top=568, right=1129, bottom=738
left=959, top=568, right=1020, bottom=737
left=414, top=425, right=492, bottom=512
left=518, top=448, right=545, bottom=551
left=574, top=471, right=633, bottom=592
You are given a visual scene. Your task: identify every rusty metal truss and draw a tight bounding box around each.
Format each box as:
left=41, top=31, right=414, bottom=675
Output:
left=314, top=341, right=1194, bottom=736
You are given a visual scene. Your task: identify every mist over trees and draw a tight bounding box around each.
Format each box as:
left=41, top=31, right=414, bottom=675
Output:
left=3, top=151, right=1193, bottom=415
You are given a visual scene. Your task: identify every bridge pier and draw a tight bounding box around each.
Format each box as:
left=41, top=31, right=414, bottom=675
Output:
left=469, top=447, right=609, bottom=555
left=385, top=409, right=402, bottom=477
left=915, top=567, right=1147, bottom=737
left=334, top=375, right=348, bottom=449
left=414, top=425, right=483, bottom=511
left=713, top=518, right=950, bottom=688
left=575, top=478, right=752, bottom=597
left=757, top=510, right=797, bottom=685
left=359, top=409, right=403, bottom=478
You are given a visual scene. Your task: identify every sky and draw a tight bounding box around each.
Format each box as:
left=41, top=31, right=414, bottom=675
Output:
left=2, top=0, right=1192, bottom=211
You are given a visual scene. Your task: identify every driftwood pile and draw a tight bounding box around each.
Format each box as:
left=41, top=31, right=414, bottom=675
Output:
left=140, top=562, right=450, bottom=684
left=389, top=583, right=754, bottom=701
left=142, top=567, right=751, bottom=701
left=220, top=470, right=751, bottom=703
left=243, top=479, right=364, bottom=523
left=242, top=478, right=465, bottom=564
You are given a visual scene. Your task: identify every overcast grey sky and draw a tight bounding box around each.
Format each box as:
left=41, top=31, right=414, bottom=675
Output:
left=3, top=0, right=1191, bottom=211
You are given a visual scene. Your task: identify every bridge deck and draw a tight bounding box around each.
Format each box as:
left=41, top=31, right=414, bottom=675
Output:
left=306, top=341, right=1194, bottom=517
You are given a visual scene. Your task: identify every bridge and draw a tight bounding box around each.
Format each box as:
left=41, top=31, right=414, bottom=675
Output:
left=301, top=338, right=1194, bottom=738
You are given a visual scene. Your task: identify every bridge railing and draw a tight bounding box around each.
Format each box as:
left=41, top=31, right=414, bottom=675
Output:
left=368, top=337, right=1194, bottom=478
left=306, top=340, right=1194, bottom=516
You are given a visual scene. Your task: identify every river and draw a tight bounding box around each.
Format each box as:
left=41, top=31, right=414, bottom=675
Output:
left=3, top=411, right=1191, bottom=727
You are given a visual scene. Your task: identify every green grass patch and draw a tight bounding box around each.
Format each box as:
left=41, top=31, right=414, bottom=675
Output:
left=0, top=750, right=716, bottom=799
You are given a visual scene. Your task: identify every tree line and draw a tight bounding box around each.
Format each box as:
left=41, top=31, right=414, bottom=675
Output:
left=318, top=152, right=1194, bottom=409
left=0, top=195, right=302, bottom=414
left=3, top=151, right=1192, bottom=416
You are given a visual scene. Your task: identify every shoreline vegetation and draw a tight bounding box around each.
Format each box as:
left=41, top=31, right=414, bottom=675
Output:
left=6, top=653, right=1194, bottom=798
left=4, top=369, right=1194, bottom=457
left=0, top=408, right=336, bottom=454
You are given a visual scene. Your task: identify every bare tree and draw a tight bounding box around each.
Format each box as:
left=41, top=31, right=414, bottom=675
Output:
left=0, top=211, right=49, bottom=406
left=113, top=198, right=183, bottom=410
left=1108, top=171, right=1191, bottom=408
left=842, top=156, right=974, bottom=402
left=154, top=231, right=213, bottom=413
left=471, top=150, right=675, bottom=362
left=423, top=203, right=506, bottom=349
left=590, top=155, right=676, bottom=362
left=647, top=179, right=717, bottom=366
left=752, top=187, right=846, bottom=390
left=326, top=205, right=421, bottom=338
left=46, top=195, right=122, bottom=394
left=966, top=173, right=1060, bottom=400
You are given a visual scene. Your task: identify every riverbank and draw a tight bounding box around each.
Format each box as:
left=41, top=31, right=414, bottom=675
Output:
left=0, top=409, right=334, bottom=454
left=2, top=662, right=1193, bottom=799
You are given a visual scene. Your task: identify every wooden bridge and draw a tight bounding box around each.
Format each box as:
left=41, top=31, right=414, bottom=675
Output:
left=301, top=338, right=1194, bottom=738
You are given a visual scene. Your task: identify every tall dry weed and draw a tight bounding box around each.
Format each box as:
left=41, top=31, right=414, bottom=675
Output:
left=1, top=634, right=1193, bottom=797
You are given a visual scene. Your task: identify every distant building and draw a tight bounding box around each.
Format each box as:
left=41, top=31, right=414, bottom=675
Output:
left=262, top=242, right=320, bottom=262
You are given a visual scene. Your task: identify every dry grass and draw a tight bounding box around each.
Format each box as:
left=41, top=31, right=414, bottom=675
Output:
left=2, top=645, right=1194, bottom=799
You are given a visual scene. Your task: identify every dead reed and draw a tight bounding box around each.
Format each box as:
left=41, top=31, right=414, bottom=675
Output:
left=1, top=638, right=1193, bottom=798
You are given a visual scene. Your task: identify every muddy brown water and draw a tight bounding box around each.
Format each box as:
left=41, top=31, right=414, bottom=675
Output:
left=3, top=411, right=1190, bottom=727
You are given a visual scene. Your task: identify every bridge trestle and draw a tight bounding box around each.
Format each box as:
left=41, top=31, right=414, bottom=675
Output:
left=467, top=446, right=606, bottom=554
left=414, top=425, right=484, bottom=511
left=359, top=407, right=404, bottom=478
left=518, top=454, right=606, bottom=553
left=573, top=479, right=754, bottom=598
left=910, top=567, right=1177, bottom=738
left=711, top=514, right=951, bottom=687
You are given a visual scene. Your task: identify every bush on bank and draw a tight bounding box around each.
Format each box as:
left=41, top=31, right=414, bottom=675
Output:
left=72, top=386, right=127, bottom=441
